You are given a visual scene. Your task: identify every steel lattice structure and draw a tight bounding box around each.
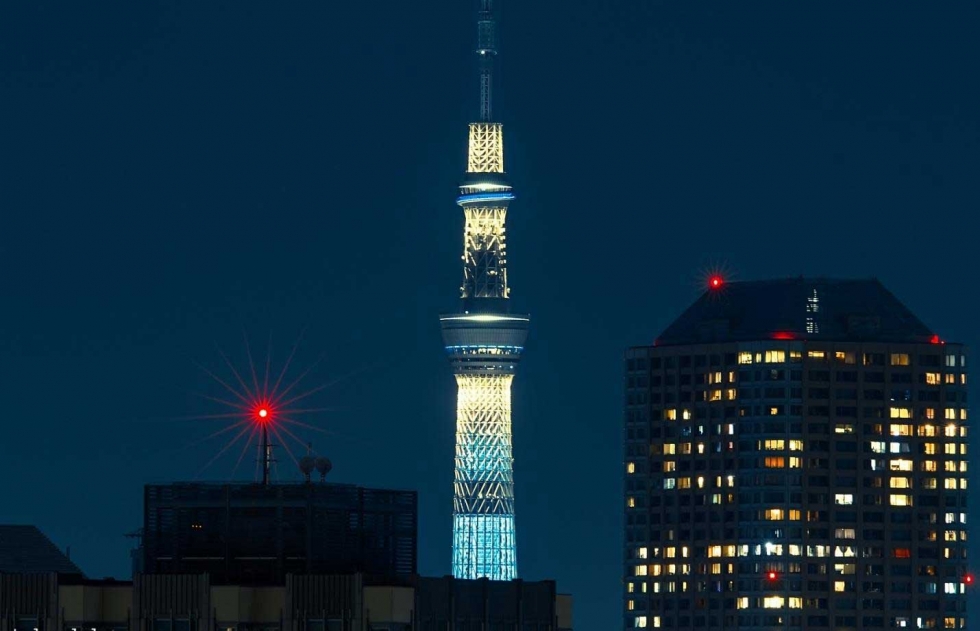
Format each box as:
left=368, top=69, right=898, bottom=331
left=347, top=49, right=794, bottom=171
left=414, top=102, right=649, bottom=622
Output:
left=439, top=0, right=528, bottom=582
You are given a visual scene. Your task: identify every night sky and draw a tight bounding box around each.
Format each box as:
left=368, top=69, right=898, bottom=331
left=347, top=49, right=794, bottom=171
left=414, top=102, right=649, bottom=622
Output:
left=2, top=2, right=978, bottom=629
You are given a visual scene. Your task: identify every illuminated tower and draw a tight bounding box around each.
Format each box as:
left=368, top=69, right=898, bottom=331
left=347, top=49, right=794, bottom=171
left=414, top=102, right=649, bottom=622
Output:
left=439, top=0, right=529, bottom=581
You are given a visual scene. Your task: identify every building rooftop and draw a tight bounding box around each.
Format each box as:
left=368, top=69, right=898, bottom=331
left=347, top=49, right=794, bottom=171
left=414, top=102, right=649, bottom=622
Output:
left=655, top=277, right=939, bottom=347
left=0, top=525, right=83, bottom=575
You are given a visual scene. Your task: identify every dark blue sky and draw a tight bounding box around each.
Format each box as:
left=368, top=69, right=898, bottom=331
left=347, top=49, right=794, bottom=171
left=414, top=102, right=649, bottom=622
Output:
left=2, top=2, right=978, bottom=629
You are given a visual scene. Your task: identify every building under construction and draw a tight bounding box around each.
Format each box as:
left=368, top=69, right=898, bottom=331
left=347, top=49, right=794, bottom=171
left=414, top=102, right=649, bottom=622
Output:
left=141, top=482, right=417, bottom=585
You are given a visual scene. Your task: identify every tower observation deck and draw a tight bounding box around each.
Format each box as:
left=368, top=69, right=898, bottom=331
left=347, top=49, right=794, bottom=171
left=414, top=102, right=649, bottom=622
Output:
left=439, top=0, right=528, bottom=581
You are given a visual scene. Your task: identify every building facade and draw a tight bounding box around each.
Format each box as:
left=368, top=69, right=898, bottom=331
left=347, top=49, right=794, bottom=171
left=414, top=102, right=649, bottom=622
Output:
left=439, top=0, right=529, bottom=581
left=142, top=483, right=417, bottom=585
left=0, top=573, right=572, bottom=631
left=624, top=278, right=970, bottom=630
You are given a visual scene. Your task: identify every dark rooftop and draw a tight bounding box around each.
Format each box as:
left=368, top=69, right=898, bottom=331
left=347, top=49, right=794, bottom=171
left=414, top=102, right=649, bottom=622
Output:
left=655, top=278, right=938, bottom=347
left=0, top=525, right=83, bottom=575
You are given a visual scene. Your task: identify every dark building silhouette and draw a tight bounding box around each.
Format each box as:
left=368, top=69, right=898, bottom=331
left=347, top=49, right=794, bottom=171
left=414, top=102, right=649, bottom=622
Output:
left=0, top=525, right=82, bottom=576
left=142, top=483, right=417, bottom=585
left=624, top=278, right=970, bottom=630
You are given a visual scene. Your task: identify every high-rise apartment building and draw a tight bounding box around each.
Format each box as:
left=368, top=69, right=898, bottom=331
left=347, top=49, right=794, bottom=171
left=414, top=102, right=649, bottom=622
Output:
left=623, top=278, right=970, bottom=630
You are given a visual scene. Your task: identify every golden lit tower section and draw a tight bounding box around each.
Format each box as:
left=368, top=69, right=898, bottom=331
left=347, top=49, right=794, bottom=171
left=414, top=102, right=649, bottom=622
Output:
left=439, top=0, right=529, bottom=582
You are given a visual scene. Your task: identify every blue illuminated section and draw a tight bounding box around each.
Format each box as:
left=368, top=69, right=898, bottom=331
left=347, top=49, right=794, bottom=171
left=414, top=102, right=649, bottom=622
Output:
left=444, top=345, right=524, bottom=353
left=456, top=191, right=516, bottom=205
left=453, top=514, right=517, bottom=581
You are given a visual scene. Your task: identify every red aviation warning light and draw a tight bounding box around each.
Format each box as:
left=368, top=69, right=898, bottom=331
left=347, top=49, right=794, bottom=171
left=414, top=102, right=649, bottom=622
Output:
left=709, top=275, right=724, bottom=290
left=767, top=571, right=778, bottom=581
left=256, top=407, right=270, bottom=421
left=966, top=573, right=975, bottom=586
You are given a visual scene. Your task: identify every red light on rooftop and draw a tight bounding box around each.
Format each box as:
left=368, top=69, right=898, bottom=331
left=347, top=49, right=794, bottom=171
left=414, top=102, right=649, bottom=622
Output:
left=771, top=332, right=796, bottom=340
left=930, top=334, right=942, bottom=344
left=709, top=275, right=724, bottom=290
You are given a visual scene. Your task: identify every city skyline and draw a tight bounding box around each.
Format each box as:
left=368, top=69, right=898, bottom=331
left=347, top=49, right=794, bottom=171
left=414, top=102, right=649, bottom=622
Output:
left=2, top=3, right=978, bottom=629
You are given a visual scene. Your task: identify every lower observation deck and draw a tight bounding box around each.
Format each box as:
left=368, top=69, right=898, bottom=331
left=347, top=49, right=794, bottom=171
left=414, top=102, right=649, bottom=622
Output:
left=439, top=312, right=529, bottom=373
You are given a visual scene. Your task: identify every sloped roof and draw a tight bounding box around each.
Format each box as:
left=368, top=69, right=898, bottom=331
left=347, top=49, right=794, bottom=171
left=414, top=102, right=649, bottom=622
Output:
left=0, top=525, right=83, bottom=575
left=655, top=278, right=936, bottom=346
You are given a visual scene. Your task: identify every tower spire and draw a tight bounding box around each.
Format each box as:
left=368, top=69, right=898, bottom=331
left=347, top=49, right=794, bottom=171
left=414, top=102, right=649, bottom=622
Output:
left=476, top=0, right=497, bottom=122
left=440, top=0, right=529, bottom=582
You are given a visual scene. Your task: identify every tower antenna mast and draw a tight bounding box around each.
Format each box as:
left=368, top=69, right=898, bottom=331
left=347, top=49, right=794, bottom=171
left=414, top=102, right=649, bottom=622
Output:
left=476, top=0, right=497, bottom=122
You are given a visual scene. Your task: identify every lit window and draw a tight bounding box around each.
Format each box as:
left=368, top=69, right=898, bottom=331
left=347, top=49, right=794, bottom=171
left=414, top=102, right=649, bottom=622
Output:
left=765, top=508, right=785, bottom=520
left=890, top=459, right=913, bottom=472
left=925, top=372, right=941, bottom=385
left=736, top=597, right=749, bottom=609
left=664, top=478, right=676, bottom=489
left=890, top=494, right=913, bottom=507
left=890, top=477, right=912, bottom=489
left=765, top=350, right=786, bottom=363
left=944, top=479, right=957, bottom=490
left=918, top=424, right=937, bottom=437
left=945, top=409, right=957, bottom=421
left=665, top=409, right=677, bottom=421
left=870, top=441, right=886, bottom=453
left=924, top=443, right=937, bottom=455
left=808, top=350, right=826, bottom=360
left=635, top=565, right=648, bottom=576
left=634, top=615, right=647, bottom=628
left=835, top=423, right=855, bottom=434
left=664, top=443, right=676, bottom=455
left=789, top=439, right=804, bottom=451
left=763, top=595, right=785, bottom=609
left=890, top=423, right=913, bottom=435
left=738, top=352, right=753, bottom=365
left=627, top=462, right=636, bottom=474
left=924, top=408, right=936, bottom=419
left=834, top=494, right=854, bottom=505
left=834, top=581, right=847, bottom=592
left=923, top=460, right=937, bottom=472
left=664, top=461, right=676, bottom=472
left=835, top=528, right=856, bottom=539
left=682, top=409, right=692, bottom=420
left=945, top=443, right=957, bottom=455
left=765, top=456, right=785, bottom=468
left=789, top=597, right=802, bottom=609
left=789, top=509, right=801, bottom=521
left=677, top=477, right=691, bottom=489
left=725, top=388, right=737, bottom=400
left=835, top=351, right=856, bottom=364
left=706, top=389, right=722, bottom=402
left=890, top=408, right=912, bottom=420
left=891, top=353, right=910, bottom=366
